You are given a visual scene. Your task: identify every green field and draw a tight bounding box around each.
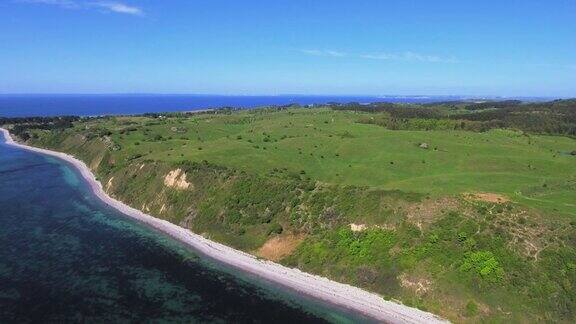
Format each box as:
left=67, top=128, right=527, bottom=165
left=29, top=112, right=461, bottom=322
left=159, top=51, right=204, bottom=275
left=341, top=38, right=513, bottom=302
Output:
left=63, top=108, right=575, bottom=215
left=15, top=104, right=576, bottom=323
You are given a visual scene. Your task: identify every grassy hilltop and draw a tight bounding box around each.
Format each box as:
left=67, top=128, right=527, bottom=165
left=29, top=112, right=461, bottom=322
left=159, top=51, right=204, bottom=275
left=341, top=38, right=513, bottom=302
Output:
left=5, top=100, right=576, bottom=322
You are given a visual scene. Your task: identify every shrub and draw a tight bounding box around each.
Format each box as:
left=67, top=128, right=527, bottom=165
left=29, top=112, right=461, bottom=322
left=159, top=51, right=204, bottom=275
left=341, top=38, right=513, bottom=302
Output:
left=460, top=251, right=504, bottom=283
left=268, top=222, right=283, bottom=235
left=465, top=300, right=479, bottom=317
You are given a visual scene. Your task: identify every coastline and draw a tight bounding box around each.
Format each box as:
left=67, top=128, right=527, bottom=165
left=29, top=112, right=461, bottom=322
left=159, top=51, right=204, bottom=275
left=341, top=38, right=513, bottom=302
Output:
left=0, top=128, right=448, bottom=324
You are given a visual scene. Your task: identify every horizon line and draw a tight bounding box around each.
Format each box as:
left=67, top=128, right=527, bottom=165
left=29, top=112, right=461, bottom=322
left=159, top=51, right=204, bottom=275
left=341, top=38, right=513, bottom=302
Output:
left=0, top=93, right=566, bottom=99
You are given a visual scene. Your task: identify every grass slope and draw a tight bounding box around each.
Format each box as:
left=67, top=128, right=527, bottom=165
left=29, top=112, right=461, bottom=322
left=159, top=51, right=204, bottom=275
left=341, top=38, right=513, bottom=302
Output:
left=60, top=108, right=574, bottom=215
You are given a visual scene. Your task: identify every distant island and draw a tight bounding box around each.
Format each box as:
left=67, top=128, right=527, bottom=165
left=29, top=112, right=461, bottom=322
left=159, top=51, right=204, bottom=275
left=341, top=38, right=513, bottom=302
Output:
left=2, top=99, right=575, bottom=322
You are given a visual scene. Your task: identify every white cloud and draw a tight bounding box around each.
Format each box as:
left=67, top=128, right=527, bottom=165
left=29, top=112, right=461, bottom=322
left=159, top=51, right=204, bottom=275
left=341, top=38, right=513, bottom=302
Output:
left=16, top=0, right=144, bottom=16
left=324, top=50, right=346, bottom=57
left=91, top=1, right=143, bottom=16
left=300, top=48, right=456, bottom=63
left=361, top=51, right=457, bottom=63
left=359, top=53, right=396, bottom=60
left=300, top=49, right=347, bottom=57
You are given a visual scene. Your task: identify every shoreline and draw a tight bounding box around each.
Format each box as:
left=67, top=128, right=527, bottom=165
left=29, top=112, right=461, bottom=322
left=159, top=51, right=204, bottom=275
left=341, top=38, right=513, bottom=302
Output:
left=0, top=127, right=447, bottom=324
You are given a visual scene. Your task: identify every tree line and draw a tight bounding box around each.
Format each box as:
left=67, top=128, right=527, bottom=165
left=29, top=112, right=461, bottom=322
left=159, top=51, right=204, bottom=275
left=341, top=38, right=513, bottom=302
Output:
left=0, top=116, right=80, bottom=141
left=331, top=99, right=576, bottom=136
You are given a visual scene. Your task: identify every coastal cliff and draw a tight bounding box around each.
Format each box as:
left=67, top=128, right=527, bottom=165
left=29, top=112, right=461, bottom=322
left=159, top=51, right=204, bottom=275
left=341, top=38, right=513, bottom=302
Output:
left=6, top=105, right=576, bottom=323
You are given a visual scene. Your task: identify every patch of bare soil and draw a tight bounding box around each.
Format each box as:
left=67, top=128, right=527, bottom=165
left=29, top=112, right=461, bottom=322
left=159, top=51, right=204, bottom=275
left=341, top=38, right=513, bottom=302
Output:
left=349, top=223, right=396, bottom=232
left=350, top=223, right=368, bottom=232
left=164, top=168, right=192, bottom=190
left=105, top=176, right=114, bottom=193
left=398, top=273, right=432, bottom=296
left=406, top=197, right=460, bottom=229
left=256, top=233, right=305, bottom=261
left=464, top=192, right=509, bottom=203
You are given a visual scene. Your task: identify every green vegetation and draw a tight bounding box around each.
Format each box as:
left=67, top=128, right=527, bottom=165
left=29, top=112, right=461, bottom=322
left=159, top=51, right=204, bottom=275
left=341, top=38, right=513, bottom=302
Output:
left=5, top=100, right=576, bottom=322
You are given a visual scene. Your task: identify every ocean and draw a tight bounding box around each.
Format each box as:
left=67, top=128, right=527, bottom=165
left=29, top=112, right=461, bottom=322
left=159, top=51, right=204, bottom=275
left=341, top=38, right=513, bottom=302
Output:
left=0, top=133, right=369, bottom=323
left=0, top=94, right=467, bottom=117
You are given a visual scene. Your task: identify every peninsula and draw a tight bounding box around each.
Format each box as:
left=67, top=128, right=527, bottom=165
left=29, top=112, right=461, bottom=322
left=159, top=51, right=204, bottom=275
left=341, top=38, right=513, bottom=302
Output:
left=2, top=99, right=575, bottom=322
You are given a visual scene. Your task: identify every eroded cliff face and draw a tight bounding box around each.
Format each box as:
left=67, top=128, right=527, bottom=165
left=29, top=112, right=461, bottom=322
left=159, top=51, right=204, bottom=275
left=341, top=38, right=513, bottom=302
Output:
left=163, top=168, right=192, bottom=190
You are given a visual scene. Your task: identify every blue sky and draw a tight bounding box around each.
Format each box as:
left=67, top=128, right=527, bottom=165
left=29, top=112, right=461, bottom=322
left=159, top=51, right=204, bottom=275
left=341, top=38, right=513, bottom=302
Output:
left=0, top=0, right=575, bottom=96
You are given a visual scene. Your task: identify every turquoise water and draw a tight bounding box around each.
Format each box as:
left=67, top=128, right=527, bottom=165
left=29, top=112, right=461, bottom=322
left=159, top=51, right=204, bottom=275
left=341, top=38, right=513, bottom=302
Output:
left=0, top=137, right=371, bottom=323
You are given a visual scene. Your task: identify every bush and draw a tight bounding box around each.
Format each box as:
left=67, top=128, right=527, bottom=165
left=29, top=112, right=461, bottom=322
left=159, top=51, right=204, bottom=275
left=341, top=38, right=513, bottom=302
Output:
left=465, top=300, right=479, bottom=317
left=460, top=251, right=504, bottom=282
left=268, top=222, right=283, bottom=235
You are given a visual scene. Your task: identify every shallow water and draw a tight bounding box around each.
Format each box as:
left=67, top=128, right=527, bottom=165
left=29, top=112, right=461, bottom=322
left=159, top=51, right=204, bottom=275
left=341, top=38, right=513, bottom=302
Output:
left=0, top=137, right=368, bottom=323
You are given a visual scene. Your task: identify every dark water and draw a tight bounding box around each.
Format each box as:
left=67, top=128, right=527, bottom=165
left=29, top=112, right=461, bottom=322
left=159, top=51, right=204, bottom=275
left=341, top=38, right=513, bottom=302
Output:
left=0, top=136, right=366, bottom=323
left=0, top=94, right=468, bottom=117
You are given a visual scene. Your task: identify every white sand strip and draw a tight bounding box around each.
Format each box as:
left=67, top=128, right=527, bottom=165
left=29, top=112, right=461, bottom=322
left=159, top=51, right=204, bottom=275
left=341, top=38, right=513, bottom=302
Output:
left=0, top=128, right=448, bottom=324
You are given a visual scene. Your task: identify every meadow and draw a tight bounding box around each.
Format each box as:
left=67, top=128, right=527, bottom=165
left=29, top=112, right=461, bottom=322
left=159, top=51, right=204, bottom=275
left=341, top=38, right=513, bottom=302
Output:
left=74, top=108, right=575, bottom=216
